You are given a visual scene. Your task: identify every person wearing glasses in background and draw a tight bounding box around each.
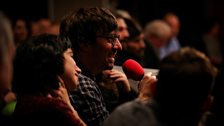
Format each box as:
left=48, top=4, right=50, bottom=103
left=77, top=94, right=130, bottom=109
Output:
left=60, top=7, right=124, bottom=126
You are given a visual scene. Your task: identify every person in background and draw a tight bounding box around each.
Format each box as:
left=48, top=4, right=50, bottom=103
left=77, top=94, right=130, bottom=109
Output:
left=144, top=20, right=171, bottom=68
left=201, top=58, right=224, bottom=126
left=12, top=34, right=86, bottom=126
left=115, top=17, right=146, bottom=67
left=113, top=10, right=130, bottom=42
left=0, top=11, right=16, bottom=126
left=31, top=18, right=52, bottom=36
left=38, top=18, right=51, bottom=34
left=0, top=12, right=15, bottom=90
left=13, top=19, right=31, bottom=47
left=159, top=12, right=181, bottom=59
left=151, top=47, right=216, bottom=126
left=103, top=47, right=217, bottom=126
left=49, top=21, right=60, bottom=35
left=201, top=18, right=223, bottom=68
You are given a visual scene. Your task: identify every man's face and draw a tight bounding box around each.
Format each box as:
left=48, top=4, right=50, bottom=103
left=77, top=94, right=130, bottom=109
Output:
left=91, top=30, right=122, bottom=72
left=61, top=48, right=81, bottom=91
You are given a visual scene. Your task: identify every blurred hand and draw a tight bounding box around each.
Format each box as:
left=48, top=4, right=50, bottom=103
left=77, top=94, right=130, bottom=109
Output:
left=4, top=91, right=16, bottom=103
left=103, top=70, right=130, bottom=92
left=48, top=76, right=72, bottom=107
left=138, top=72, right=157, bottom=103
left=49, top=79, right=87, bottom=126
left=54, top=85, right=71, bottom=105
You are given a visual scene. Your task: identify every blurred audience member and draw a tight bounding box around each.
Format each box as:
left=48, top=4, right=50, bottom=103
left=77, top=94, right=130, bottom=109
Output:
left=159, top=12, right=181, bottom=59
left=151, top=47, right=216, bottom=126
left=201, top=17, right=223, bottom=68
left=115, top=17, right=145, bottom=66
left=201, top=62, right=224, bottom=126
left=116, top=9, right=132, bottom=19
left=49, top=21, right=60, bottom=35
left=0, top=11, right=15, bottom=100
left=13, top=19, right=31, bottom=47
left=103, top=47, right=217, bottom=126
left=144, top=20, right=171, bottom=68
left=113, top=11, right=130, bottom=42
left=12, top=34, right=85, bottom=126
left=0, top=11, right=16, bottom=126
left=38, top=18, right=51, bottom=34
left=31, top=18, right=52, bottom=36
left=31, top=21, right=40, bottom=36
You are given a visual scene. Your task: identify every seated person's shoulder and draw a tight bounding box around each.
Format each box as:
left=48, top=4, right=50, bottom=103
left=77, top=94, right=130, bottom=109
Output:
left=78, top=74, right=95, bottom=84
left=72, top=74, right=102, bottom=95
left=103, top=99, right=158, bottom=126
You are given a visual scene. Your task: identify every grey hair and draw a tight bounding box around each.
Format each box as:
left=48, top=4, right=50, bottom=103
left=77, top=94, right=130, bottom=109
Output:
left=144, top=20, right=171, bottom=40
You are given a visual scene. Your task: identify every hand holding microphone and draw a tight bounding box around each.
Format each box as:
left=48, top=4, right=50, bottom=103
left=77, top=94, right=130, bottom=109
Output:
left=122, top=59, right=157, bottom=102
left=138, top=72, right=157, bottom=102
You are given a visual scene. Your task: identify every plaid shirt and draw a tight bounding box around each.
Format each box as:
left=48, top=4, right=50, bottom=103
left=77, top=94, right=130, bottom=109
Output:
left=69, top=73, right=109, bottom=126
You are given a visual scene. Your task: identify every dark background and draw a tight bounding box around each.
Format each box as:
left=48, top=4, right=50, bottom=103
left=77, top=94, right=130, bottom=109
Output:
left=1, top=0, right=224, bottom=47
left=117, top=0, right=224, bottom=47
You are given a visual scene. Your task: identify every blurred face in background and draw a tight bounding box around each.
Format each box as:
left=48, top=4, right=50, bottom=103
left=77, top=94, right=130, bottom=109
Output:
left=164, top=15, right=180, bottom=36
left=14, top=19, right=29, bottom=43
left=123, top=33, right=145, bottom=57
left=117, top=18, right=129, bottom=41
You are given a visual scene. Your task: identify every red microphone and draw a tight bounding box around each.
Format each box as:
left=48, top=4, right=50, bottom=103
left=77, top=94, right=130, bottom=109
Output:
left=122, top=59, right=144, bottom=81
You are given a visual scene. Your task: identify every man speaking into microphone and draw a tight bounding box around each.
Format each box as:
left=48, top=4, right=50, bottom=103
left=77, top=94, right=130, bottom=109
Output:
left=103, top=58, right=158, bottom=126
left=99, top=58, right=157, bottom=113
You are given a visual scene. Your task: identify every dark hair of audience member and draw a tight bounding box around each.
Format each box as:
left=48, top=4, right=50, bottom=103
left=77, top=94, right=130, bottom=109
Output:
left=60, top=8, right=118, bottom=54
left=12, top=34, right=72, bottom=96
